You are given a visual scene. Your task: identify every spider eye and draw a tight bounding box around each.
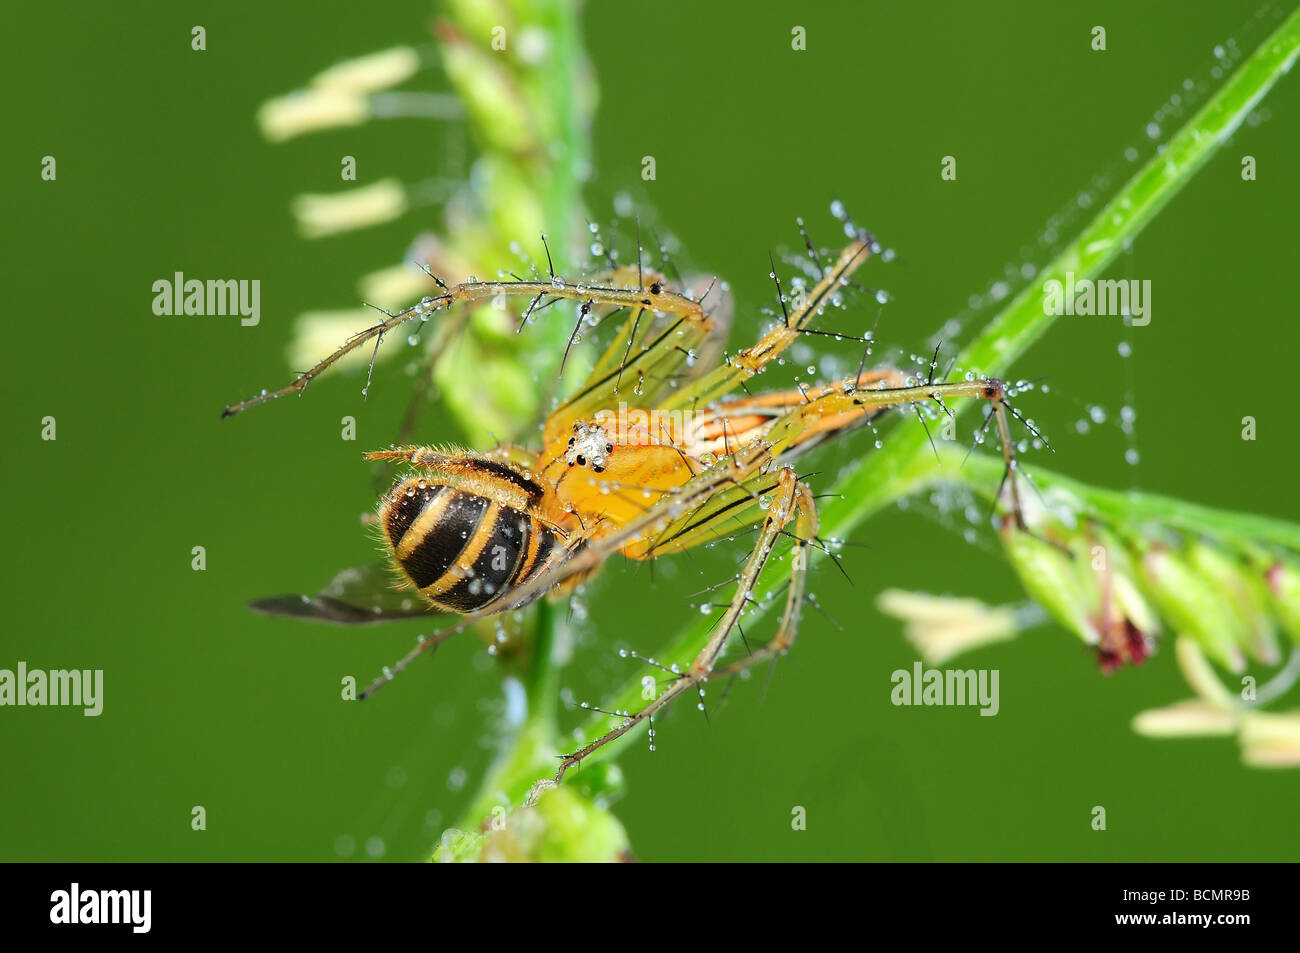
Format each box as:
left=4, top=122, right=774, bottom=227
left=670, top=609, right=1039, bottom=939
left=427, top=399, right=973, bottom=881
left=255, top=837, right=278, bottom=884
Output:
left=593, top=465, right=605, bottom=474
left=605, top=443, right=613, bottom=453
left=650, top=281, right=662, bottom=294
left=576, top=455, right=586, bottom=466
left=568, top=437, right=574, bottom=446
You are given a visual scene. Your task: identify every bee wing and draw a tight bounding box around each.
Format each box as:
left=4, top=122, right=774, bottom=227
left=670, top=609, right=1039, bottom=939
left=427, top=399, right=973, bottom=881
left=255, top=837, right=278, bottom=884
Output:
left=249, top=561, right=443, bottom=625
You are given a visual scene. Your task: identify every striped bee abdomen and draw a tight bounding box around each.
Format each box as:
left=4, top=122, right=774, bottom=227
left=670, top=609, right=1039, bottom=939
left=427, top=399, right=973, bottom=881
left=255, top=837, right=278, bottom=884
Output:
left=379, top=480, right=562, bottom=614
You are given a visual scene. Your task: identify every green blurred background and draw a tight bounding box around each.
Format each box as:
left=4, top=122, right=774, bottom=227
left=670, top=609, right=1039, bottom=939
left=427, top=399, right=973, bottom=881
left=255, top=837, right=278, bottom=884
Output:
left=3, top=0, right=1297, bottom=861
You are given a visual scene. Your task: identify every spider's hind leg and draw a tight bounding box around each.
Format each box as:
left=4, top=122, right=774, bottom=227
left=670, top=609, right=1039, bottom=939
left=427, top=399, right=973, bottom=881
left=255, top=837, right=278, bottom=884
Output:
left=551, top=466, right=815, bottom=782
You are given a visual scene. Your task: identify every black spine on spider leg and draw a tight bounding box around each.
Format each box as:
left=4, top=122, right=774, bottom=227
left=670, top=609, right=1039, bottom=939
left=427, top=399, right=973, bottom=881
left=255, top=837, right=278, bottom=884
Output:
left=735, top=619, right=752, bottom=657
left=1003, top=399, right=1054, bottom=454
left=360, top=303, right=397, bottom=400
left=614, top=306, right=646, bottom=393
left=795, top=326, right=861, bottom=343
left=925, top=342, right=943, bottom=387
left=540, top=232, right=556, bottom=279
left=684, top=573, right=744, bottom=600
left=516, top=291, right=547, bottom=333
left=852, top=308, right=886, bottom=390
left=561, top=299, right=594, bottom=373
left=795, top=216, right=827, bottom=281
left=805, top=593, right=844, bottom=631
left=768, top=251, right=791, bottom=328
left=780, top=527, right=852, bottom=585
left=416, top=262, right=449, bottom=290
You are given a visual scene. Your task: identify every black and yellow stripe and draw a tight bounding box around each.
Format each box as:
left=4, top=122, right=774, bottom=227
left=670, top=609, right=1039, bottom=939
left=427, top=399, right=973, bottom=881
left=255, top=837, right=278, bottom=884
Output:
left=381, top=480, right=563, bottom=614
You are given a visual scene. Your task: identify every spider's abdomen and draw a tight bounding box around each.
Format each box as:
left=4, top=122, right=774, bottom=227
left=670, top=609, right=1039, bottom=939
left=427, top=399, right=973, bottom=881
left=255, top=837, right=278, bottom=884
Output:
left=380, top=481, right=560, bottom=614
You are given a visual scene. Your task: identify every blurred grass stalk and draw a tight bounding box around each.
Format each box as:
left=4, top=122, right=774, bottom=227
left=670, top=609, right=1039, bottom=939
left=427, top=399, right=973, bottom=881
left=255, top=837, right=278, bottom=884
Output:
left=258, top=0, right=625, bottom=860
left=260, top=0, right=594, bottom=446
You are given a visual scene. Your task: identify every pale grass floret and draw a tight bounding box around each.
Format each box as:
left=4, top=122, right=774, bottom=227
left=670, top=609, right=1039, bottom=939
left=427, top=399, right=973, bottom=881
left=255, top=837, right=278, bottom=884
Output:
left=292, top=179, right=408, bottom=239
left=1132, top=637, right=1300, bottom=766
left=288, top=309, right=383, bottom=374
left=310, top=46, right=421, bottom=94
left=876, top=589, right=1023, bottom=665
left=257, top=88, right=368, bottom=142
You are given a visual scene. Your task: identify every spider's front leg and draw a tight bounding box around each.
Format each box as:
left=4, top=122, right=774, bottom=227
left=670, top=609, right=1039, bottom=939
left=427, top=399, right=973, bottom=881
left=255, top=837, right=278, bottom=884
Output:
left=550, top=466, right=816, bottom=784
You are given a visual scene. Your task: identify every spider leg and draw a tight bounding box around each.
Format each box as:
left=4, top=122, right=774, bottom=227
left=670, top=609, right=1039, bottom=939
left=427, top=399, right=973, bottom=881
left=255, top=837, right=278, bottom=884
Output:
left=629, top=369, right=909, bottom=560
left=543, top=276, right=717, bottom=442
left=551, top=466, right=814, bottom=783
left=758, top=377, right=1029, bottom=529
left=713, top=479, right=817, bottom=678
left=223, top=268, right=714, bottom=420
left=661, top=237, right=876, bottom=412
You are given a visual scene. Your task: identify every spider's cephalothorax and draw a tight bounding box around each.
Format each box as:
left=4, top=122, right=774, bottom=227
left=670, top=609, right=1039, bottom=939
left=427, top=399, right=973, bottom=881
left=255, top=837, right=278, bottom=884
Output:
left=230, top=226, right=1043, bottom=781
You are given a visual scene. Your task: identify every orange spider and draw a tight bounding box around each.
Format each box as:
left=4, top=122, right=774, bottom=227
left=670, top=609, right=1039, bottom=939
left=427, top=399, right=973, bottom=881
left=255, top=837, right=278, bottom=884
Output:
left=225, top=225, right=1030, bottom=780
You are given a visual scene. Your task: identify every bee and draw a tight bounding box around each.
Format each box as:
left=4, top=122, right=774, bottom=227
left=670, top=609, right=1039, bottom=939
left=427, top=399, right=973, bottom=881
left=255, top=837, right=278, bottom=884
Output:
left=225, top=221, right=1037, bottom=780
